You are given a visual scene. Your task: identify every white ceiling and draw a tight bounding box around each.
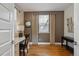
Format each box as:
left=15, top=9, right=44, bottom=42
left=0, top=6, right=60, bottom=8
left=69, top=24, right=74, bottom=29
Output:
left=15, top=3, right=73, bottom=11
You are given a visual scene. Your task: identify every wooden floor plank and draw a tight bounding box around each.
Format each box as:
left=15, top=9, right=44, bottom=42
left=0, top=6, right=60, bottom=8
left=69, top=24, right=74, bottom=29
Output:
left=27, top=44, right=73, bottom=56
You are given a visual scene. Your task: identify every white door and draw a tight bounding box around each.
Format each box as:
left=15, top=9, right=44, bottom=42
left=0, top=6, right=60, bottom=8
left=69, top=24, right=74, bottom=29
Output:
left=74, top=3, right=79, bottom=56
left=0, top=3, right=14, bottom=56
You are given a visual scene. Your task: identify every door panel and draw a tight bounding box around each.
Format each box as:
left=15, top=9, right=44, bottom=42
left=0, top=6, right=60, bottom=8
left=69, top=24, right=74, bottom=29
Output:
left=0, top=30, right=11, bottom=45
left=0, top=20, right=10, bottom=29
left=0, top=3, right=14, bottom=56
left=2, top=49, right=11, bottom=56
left=0, top=42, right=11, bottom=55
left=0, top=4, right=10, bottom=22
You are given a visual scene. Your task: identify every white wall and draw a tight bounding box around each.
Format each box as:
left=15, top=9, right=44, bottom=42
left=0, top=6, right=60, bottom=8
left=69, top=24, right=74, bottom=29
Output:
left=64, top=4, right=74, bottom=48
left=64, top=4, right=74, bottom=38
left=14, top=5, right=24, bottom=37
left=14, top=7, right=24, bottom=33
left=17, top=9, right=24, bottom=31
left=17, top=10, right=24, bottom=25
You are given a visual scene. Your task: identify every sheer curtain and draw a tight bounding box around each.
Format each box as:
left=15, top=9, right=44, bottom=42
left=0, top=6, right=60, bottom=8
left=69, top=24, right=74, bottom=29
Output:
left=49, top=12, right=56, bottom=44
left=32, top=12, right=39, bottom=44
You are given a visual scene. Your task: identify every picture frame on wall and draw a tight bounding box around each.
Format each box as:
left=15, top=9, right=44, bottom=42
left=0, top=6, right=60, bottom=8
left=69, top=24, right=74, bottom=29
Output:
left=67, top=17, right=74, bottom=33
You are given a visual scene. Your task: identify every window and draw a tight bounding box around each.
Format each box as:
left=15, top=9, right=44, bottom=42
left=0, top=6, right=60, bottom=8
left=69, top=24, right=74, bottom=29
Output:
left=39, top=15, right=49, bottom=33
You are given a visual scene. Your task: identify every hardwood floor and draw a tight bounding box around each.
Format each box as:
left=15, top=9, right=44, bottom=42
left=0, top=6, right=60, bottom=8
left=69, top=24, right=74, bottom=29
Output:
left=27, top=44, right=73, bottom=56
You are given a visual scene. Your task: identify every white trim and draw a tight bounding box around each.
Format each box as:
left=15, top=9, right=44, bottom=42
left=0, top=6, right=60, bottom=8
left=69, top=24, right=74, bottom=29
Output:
left=0, top=29, right=10, bottom=32
left=38, top=42, right=50, bottom=45
left=29, top=42, right=50, bottom=45
left=29, top=42, right=66, bottom=45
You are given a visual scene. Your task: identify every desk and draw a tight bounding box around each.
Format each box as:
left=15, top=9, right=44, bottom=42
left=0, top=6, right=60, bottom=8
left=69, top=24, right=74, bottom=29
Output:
left=14, top=37, right=25, bottom=56
left=15, top=37, right=25, bottom=45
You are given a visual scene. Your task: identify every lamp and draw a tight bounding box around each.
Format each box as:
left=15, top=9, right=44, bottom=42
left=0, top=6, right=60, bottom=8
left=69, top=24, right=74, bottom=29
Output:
left=17, top=25, right=24, bottom=31
left=17, top=25, right=24, bottom=37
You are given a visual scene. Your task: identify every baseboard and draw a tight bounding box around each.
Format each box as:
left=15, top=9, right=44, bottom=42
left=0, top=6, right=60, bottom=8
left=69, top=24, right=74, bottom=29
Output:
left=38, top=42, right=50, bottom=45
left=29, top=42, right=50, bottom=45
left=29, top=42, right=65, bottom=45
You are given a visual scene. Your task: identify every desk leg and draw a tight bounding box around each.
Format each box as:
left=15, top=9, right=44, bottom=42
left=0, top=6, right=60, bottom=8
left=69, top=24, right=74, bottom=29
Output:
left=66, top=41, right=68, bottom=48
left=61, top=38, right=63, bottom=46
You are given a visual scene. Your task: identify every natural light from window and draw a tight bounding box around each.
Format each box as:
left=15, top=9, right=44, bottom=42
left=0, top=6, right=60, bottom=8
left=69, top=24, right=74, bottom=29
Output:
left=39, top=15, right=49, bottom=33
